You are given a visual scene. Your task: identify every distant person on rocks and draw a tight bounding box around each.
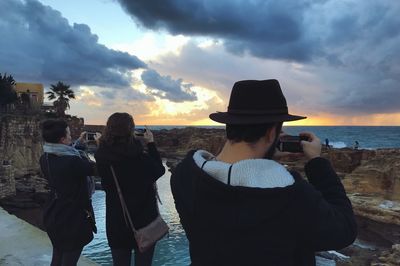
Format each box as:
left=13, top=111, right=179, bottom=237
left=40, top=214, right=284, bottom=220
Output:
left=40, top=119, right=97, bottom=266
left=95, top=113, right=165, bottom=266
left=325, top=138, right=330, bottom=149
left=353, top=141, right=360, bottom=150
left=20, top=91, right=30, bottom=113
left=171, top=80, right=357, bottom=266
left=27, top=89, right=32, bottom=108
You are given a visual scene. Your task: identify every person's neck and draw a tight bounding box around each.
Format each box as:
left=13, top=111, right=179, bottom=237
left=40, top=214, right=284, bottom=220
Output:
left=216, top=141, right=267, bottom=164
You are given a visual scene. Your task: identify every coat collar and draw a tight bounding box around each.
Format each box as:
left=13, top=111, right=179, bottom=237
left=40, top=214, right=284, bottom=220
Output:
left=193, top=150, right=294, bottom=188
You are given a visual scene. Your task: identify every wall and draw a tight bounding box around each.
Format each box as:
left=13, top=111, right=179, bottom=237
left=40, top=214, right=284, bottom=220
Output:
left=0, top=114, right=46, bottom=198
left=0, top=164, right=15, bottom=199
left=0, top=115, right=42, bottom=176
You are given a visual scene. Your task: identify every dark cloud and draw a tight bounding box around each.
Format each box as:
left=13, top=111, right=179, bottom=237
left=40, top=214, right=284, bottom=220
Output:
left=119, top=0, right=400, bottom=114
left=117, top=0, right=400, bottom=63
left=99, top=87, right=154, bottom=101
left=0, top=0, right=146, bottom=87
left=0, top=0, right=199, bottom=103
left=318, top=67, right=400, bottom=115
left=118, top=0, right=315, bottom=61
left=141, top=69, right=197, bottom=102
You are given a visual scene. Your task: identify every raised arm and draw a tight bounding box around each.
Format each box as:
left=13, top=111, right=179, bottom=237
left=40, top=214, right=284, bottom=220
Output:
left=299, top=132, right=357, bottom=250
left=303, top=157, right=357, bottom=251
left=141, top=127, right=165, bottom=182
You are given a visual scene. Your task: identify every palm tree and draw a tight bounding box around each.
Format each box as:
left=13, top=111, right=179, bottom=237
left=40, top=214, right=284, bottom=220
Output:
left=0, top=73, right=17, bottom=112
left=0, top=73, right=16, bottom=87
left=46, top=81, right=75, bottom=117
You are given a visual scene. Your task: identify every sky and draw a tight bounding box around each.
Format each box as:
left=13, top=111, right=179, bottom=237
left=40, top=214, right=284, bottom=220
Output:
left=1, top=0, right=400, bottom=126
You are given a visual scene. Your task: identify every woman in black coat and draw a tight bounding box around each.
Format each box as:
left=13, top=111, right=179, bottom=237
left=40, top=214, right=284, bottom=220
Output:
left=95, top=112, right=165, bottom=266
left=40, top=119, right=96, bottom=266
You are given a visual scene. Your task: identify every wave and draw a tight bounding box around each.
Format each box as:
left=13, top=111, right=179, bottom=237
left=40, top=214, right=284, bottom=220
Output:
left=330, top=141, right=347, bottom=148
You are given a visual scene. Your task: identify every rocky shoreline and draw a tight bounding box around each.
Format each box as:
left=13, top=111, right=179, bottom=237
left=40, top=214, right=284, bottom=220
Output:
left=1, top=127, right=399, bottom=265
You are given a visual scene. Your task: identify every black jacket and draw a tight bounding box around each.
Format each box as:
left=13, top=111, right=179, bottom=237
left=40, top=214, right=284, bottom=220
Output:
left=95, top=140, right=165, bottom=249
left=170, top=151, right=357, bottom=266
left=40, top=153, right=95, bottom=251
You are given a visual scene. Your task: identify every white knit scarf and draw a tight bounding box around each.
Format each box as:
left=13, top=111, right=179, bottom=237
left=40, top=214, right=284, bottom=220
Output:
left=193, top=150, right=294, bottom=188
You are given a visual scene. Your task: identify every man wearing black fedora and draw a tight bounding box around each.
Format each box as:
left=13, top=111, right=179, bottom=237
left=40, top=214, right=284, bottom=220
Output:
left=171, top=79, right=357, bottom=266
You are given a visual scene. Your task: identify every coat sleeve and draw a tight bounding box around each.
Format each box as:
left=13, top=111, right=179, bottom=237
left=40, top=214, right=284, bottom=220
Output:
left=302, top=157, right=357, bottom=251
left=140, top=142, right=166, bottom=183
left=170, top=153, right=199, bottom=245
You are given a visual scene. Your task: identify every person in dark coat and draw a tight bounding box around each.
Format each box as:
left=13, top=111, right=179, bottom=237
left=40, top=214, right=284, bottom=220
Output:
left=95, top=112, right=165, bottom=266
left=39, top=119, right=96, bottom=266
left=171, top=80, right=357, bottom=266
left=325, top=138, right=330, bottom=149
left=353, top=141, right=360, bottom=150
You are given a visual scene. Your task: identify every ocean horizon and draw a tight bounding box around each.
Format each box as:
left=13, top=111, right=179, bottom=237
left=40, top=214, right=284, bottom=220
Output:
left=127, top=125, right=400, bottom=149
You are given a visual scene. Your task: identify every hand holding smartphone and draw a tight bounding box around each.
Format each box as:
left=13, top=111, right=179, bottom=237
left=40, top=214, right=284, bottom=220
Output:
left=277, top=135, right=309, bottom=153
left=87, top=132, right=96, bottom=141
left=275, top=132, right=321, bottom=161
left=299, top=132, right=321, bottom=160
left=134, top=126, right=154, bottom=143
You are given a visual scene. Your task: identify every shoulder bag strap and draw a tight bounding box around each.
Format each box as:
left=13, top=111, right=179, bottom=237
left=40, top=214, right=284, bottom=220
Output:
left=227, top=164, right=233, bottom=185
left=110, top=165, right=138, bottom=234
left=201, top=160, right=208, bottom=169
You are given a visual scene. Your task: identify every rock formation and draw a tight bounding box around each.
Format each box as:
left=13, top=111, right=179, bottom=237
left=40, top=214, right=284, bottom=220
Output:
left=0, top=115, right=46, bottom=200
left=154, top=127, right=225, bottom=158
left=343, top=149, right=400, bottom=201
left=0, top=164, right=15, bottom=198
left=0, top=115, right=43, bottom=178
left=372, top=244, right=400, bottom=265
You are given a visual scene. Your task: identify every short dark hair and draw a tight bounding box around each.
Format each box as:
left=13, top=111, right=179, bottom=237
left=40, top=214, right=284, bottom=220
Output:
left=41, top=119, right=68, bottom=143
left=226, top=122, right=282, bottom=144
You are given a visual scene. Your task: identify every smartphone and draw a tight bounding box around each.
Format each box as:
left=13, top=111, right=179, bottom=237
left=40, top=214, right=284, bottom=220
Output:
left=277, top=135, right=309, bottom=153
left=86, top=132, right=96, bottom=141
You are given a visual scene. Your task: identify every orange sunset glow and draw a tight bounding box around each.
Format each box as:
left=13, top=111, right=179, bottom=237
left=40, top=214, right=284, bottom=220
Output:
left=138, top=114, right=400, bottom=127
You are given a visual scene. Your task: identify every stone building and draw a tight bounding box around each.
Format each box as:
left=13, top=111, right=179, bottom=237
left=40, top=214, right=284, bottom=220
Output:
left=15, top=83, right=44, bottom=107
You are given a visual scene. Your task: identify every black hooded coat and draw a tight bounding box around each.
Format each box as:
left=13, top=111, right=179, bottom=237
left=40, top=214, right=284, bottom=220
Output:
left=171, top=151, right=357, bottom=266
left=95, top=140, right=165, bottom=249
left=39, top=153, right=95, bottom=251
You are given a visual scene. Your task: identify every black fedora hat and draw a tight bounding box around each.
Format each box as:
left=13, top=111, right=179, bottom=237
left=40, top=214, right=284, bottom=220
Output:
left=209, top=79, right=306, bottom=124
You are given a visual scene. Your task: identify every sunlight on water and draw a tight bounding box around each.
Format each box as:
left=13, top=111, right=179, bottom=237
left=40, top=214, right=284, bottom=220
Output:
left=82, top=165, right=190, bottom=265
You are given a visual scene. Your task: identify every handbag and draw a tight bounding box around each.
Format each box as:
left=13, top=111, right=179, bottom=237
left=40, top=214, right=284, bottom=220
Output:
left=110, top=166, right=169, bottom=252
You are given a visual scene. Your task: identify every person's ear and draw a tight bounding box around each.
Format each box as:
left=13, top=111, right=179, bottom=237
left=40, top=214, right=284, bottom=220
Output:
left=264, top=126, right=277, bottom=143
left=59, top=136, right=67, bottom=145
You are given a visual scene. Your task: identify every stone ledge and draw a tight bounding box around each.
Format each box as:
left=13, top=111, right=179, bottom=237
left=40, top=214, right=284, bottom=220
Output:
left=0, top=207, right=97, bottom=265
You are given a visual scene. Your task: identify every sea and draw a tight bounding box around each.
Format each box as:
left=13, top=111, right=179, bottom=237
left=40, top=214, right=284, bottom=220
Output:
left=140, top=125, right=400, bottom=149
left=82, top=126, right=400, bottom=265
